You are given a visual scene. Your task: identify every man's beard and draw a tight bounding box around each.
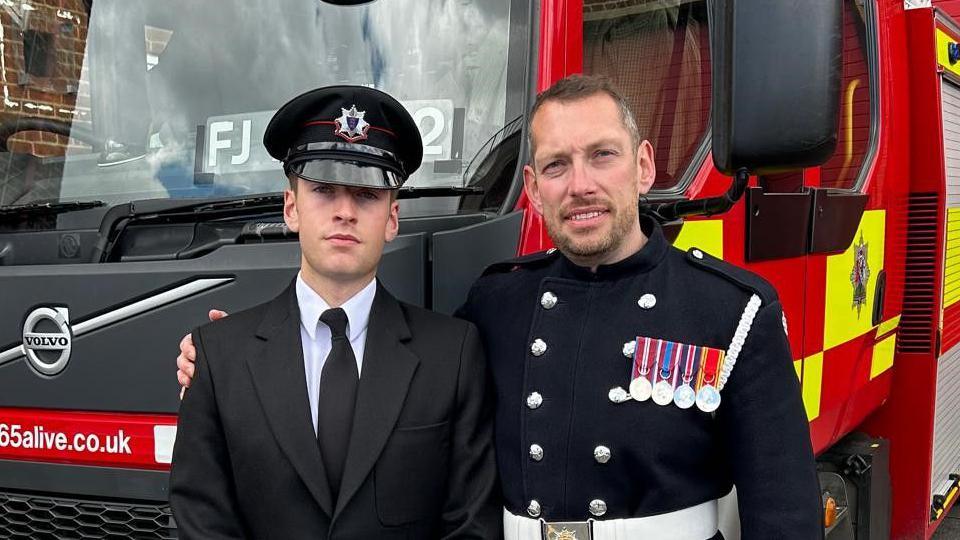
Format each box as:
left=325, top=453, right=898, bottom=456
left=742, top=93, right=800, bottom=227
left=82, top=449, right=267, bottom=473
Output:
left=546, top=202, right=638, bottom=260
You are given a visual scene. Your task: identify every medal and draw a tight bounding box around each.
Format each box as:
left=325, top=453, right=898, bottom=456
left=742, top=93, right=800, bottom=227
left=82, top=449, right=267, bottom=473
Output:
left=674, top=384, right=696, bottom=409
left=630, top=377, right=653, bottom=402
left=652, top=341, right=678, bottom=406
left=696, top=384, right=721, bottom=412
left=674, top=344, right=699, bottom=409
left=652, top=380, right=675, bottom=405
left=696, top=347, right=725, bottom=413
left=630, top=337, right=658, bottom=401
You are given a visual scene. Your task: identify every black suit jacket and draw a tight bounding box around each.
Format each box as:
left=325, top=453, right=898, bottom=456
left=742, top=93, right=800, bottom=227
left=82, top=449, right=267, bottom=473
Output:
left=169, top=281, right=501, bottom=539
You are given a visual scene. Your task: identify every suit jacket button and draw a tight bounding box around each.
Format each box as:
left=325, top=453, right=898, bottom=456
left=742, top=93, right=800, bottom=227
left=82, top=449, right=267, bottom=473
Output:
left=527, top=500, right=542, bottom=517
left=589, top=499, right=607, bottom=517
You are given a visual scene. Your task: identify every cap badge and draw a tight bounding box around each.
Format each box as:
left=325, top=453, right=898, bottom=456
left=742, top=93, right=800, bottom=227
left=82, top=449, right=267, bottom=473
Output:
left=334, top=104, right=370, bottom=142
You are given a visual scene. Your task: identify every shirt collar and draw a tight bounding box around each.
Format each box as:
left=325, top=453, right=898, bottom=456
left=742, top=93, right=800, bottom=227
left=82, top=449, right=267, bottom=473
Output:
left=557, top=213, right=669, bottom=281
left=295, top=273, right=377, bottom=342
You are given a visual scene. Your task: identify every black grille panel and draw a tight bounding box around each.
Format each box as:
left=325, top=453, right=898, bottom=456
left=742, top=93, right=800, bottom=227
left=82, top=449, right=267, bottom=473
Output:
left=898, top=192, right=940, bottom=353
left=0, top=491, right=176, bottom=539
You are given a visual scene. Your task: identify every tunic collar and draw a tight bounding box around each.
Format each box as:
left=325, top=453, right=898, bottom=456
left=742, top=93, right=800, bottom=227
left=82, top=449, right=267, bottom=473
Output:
left=557, top=213, right=669, bottom=281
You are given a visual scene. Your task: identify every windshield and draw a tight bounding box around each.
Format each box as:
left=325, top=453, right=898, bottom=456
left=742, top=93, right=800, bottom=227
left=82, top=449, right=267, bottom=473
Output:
left=583, top=0, right=711, bottom=194
left=0, top=0, right=529, bottom=217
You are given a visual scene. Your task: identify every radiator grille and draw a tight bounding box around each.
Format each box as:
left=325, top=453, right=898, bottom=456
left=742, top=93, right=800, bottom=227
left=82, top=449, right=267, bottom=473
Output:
left=0, top=491, right=176, bottom=539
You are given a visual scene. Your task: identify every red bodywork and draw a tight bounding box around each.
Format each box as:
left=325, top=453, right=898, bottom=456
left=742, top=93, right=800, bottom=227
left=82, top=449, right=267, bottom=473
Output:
left=523, top=1, right=958, bottom=538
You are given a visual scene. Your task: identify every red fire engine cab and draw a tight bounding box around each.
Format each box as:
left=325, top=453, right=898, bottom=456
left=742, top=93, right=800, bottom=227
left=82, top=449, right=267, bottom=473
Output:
left=530, top=0, right=960, bottom=537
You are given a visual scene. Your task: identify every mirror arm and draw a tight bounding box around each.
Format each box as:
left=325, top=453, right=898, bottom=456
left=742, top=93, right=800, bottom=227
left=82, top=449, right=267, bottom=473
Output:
left=649, top=168, right=749, bottom=222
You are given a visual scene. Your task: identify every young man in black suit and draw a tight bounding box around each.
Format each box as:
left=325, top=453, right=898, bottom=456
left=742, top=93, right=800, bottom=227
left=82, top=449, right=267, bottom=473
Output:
left=169, top=86, right=500, bottom=539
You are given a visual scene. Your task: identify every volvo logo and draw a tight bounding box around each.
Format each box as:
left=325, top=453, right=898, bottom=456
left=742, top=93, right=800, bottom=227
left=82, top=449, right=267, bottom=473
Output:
left=22, top=307, right=72, bottom=376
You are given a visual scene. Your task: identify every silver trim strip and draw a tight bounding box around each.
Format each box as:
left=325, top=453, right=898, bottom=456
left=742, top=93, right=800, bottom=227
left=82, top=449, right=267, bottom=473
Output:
left=0, top=345, right=24, bottom=364
left=0, top=277, right=233, bottom=369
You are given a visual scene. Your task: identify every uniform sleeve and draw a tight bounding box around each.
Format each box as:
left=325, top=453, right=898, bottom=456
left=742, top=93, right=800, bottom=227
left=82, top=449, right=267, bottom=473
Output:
left=716, top=299, right=823, bottom=539
left=168, top=328, right=246, bottom=540
left=440, top=322, right=503, bottom=539
left=452, top=280, right=481, bottom=324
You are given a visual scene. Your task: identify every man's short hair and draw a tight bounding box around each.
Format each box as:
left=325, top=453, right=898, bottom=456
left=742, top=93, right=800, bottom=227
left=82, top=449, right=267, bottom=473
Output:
left=526, top=74, right=640, bottom=160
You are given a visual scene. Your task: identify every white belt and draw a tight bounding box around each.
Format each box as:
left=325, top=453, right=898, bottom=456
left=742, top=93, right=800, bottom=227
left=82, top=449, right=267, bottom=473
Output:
left=503, top=499, right=719, bottom=540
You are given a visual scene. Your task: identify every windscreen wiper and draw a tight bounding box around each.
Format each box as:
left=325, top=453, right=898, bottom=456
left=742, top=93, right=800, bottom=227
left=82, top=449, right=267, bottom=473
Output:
left=0, top=200, right=105, bottom=219
left=92, top=186, right=486, bottom=262
left=91, top=195, right=286, bottom=262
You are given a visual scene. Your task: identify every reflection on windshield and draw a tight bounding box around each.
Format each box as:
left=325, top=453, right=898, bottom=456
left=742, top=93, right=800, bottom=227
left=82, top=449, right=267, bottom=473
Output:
left=0, top=0, right=518, bottom=212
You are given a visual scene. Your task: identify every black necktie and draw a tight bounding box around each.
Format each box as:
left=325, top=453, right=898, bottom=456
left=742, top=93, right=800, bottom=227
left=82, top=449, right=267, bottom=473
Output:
left=317, top=307, right=358, bottom=499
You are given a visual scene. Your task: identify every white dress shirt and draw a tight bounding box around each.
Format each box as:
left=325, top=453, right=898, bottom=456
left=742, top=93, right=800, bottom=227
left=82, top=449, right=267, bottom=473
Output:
left=295, top=273, right=376, bottom=435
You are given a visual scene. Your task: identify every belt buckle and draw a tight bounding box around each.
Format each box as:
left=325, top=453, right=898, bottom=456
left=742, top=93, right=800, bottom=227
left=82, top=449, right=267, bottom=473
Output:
left=541, top=520, right=592, bottom=540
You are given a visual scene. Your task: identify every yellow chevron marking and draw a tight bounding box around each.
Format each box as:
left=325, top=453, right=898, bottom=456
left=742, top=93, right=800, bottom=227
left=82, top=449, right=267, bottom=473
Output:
left=937, top=29, right=960, bottom=79
left=824, top=210, right=885, bottom=350
left=673, top=220, right=723, bottom=259
left=876, top=315, right=901, bottom=337
left=870, top=334, right=896, bottom=380
left=944, top=208, right=960, bottom=308
left=802, top=353, right=824, bottom=421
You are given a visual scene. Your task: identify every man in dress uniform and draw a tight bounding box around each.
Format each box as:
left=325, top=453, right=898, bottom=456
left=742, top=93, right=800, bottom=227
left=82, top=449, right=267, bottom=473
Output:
left=169, top=85, right=500, bottom=539
left=176, top=76, right=822, bottom=539
left=452, top=75, right=822, bottom=539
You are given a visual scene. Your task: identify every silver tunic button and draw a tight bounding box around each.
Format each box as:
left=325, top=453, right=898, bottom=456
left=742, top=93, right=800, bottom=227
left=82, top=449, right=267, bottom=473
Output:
left=527, top=392, right=543, bottom=409
left=546, top=247, right=558, bottom=254
left=637, top=293, right=657, bottom=310
left=541, top=291, right=558, bottom=309
left=528, top=499, right=542, bottom=517
left=589, top=499, right=607, bottom=517
left=608, top=387, right=630, bottom=403
left=529, top=444, right=544, bottom=462
left=530, top=338, right=548, bottom=357
left=622, top=340, right=636, bottom=358
left=593, top=445, right=611, bottom=464
left=692, top=249, right=704, bottom=259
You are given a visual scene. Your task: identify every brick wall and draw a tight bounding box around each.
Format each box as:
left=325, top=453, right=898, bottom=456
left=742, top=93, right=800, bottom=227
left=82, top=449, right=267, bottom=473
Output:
left=0, top=0, right=90, bottom=157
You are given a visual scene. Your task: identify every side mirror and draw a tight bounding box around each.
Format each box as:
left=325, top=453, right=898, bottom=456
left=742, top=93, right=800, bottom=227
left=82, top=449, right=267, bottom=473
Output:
left=711, top=0, right=842, bottom=175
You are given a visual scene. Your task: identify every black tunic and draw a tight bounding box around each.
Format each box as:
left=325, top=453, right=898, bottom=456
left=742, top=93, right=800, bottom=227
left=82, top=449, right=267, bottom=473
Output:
left=457, top=215, right=822, bottom=539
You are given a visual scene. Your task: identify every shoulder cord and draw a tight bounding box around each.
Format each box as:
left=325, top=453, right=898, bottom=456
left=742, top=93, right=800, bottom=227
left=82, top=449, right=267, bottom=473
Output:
left=717, top=294, right=762, bottom=391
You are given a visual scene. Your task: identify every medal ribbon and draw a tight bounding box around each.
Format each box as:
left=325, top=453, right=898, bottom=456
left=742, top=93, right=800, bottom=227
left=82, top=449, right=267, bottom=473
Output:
left=697, top=347, right=724, bottom=390
left=680, top=344, right=698, bottom=385
left=650, top=339, right=664, bottom=383
left=670, top=343, right=686, bottom=388
left=659, top=341, right=676, bottom=383
left=632, top=336, right=654, bottom=380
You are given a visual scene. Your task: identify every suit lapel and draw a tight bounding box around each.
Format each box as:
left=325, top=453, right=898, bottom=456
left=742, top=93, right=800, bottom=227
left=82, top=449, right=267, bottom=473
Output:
left=333, top=283, right=420, bottom=520
left=246, top=282, right=334, bottom=517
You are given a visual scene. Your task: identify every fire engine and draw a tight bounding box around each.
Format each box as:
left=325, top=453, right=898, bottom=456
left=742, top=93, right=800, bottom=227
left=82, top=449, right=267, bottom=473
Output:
left=0, top=0, right=958, bottom=538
